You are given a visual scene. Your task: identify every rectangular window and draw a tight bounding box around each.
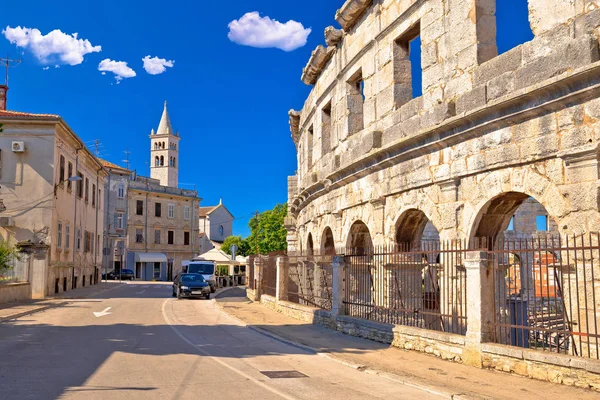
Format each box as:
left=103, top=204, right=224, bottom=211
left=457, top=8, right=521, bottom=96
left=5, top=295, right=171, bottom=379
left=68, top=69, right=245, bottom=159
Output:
left=57, top=221, right=63, bottom=248
left=307, top=125, right=314, bottom=167
left=98, top=189, right=101, bottom=209
left=59, top=155, right=65, bottom=183
left=536, top=215, right=549, bottom=232
left=67, top=162, right=73, bottom=192
left=65, top=224, right=70, bottom=249
left=84, top=231, right=90, bottom=253
left=168, top=230, right=174, bottom=245
left=184, top=231, right=190, bottom=246
left=136, top=228, right=144, bottom=243
left=118, top=183, right=124, bottom=199
left=85, top=177, right=89, bottom=202
left=76, top=228, right=81, bottom=251
left=92, top=183, right=96, bottom=207
left=346, top=70, right=364, bottom=135
left=184, top=205, right=190, bottom=220
left=154, top=230, right=161, bottom=244
left=155, top=202, right=162, bottom=217
left=76, top=173, right=84, bottom=198
left=321, top=102, right=332, bottom=155
left=168, top=204, right=174, bottom=219
left=116, top=213, right=124, bottom=229
left=393, top=22, right=422, bottom=106
left=136, top=200, right=144, bottom=216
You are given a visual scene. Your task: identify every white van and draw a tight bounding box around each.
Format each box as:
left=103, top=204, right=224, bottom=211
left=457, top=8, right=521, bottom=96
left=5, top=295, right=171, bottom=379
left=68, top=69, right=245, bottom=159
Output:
left=182, top=260, right=216, bottom=293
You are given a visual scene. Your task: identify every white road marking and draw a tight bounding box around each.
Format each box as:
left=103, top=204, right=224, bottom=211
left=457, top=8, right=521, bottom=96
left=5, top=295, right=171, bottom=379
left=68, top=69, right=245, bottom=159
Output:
left=93, top=307, right=112, bottom=318
left=161, top=299, right=296, bottom=400
left=136, top=290, right=147, bottom=294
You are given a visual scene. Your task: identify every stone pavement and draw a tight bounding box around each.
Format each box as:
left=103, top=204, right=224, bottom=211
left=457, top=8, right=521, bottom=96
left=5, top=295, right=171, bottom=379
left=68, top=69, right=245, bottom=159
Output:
left=0, top=281, right=126, bottom=322
left=215, top=287, right=597, bottom=400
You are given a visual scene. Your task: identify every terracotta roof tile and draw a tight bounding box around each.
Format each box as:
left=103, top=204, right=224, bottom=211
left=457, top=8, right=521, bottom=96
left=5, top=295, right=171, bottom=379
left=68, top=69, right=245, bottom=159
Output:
left=199, top=206, right=218, bottom=217
left=98, top=158, right=130, bottom=172
left=0, top=110, right=60, bottom=119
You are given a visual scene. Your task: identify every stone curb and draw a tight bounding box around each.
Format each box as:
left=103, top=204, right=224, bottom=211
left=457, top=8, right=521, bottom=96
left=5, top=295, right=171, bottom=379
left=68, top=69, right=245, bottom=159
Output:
left=0, top=303, right=63, bottom=323
left=212, top=295, right=480, bottom=400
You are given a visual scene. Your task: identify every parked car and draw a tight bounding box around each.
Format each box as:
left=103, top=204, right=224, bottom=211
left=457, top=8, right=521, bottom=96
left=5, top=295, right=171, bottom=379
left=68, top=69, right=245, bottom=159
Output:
left=172, top=273, right=211, bottom=299
left=102, top=269, right=135, bottom=281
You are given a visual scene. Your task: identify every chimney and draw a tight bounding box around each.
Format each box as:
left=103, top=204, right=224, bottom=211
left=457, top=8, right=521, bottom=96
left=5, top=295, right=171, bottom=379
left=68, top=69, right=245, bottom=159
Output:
left=0, top=85, right=7, bottom=111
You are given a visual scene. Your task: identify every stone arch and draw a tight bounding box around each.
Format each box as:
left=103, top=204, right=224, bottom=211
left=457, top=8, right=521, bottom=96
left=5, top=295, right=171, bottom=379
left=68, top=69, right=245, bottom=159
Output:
left=346, top=220, right=373, bottom=254
left=463, top=167, right=570, bottom=240
left=320, top=227, right=336, bottom=255
left=395, top=208, right=440, bottom=249
left=162, top=141, right=165, bottom=149
left=155, top=156, right=160, bottom=167
left=160, top=155, right=164, bottom=166
left=306, top=233, right=314, bottom=256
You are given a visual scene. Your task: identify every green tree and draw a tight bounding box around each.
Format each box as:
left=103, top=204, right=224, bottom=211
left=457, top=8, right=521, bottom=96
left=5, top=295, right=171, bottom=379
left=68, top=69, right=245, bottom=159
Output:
left=247, top=203, right=288, bottom=255
left=221, top=235, right=250, bottom=257
left=0, top=240, right=19, bottom=273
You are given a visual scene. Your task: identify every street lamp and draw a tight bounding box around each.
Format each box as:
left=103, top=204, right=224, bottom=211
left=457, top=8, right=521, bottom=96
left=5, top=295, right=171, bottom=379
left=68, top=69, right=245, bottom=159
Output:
left=68, top=174, right=82, bottom=290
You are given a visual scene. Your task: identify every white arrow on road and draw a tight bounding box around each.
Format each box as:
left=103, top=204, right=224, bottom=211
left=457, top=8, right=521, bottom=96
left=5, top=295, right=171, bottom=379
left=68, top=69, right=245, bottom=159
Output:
left=93, top=307, right=112, bottom=318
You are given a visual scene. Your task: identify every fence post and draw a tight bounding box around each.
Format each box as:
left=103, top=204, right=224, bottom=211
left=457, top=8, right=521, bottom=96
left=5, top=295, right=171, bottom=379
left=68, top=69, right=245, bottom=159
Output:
left=276, top=256, right=288, bottom=303
left=331, top=255, right=345, bottom=316
left=463, top=250, right=494, bottom=367
left=253, top=256, right=263, bottom=301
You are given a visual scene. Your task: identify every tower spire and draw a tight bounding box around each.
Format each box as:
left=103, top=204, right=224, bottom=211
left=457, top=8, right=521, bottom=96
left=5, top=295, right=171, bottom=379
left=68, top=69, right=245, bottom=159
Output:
left=156, top=100, right=173, bottom=136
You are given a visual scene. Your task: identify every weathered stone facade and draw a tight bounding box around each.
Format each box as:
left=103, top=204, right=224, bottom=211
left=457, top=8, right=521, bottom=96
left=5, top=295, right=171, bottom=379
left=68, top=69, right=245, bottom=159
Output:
left=287, top=0, right=600, bottom=253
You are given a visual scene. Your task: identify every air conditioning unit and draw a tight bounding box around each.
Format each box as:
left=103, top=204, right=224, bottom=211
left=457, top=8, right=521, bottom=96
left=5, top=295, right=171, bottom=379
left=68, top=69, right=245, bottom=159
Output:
left=0, top=216, right=14, bottom=227
left=11, top=141, right=25, bottom=153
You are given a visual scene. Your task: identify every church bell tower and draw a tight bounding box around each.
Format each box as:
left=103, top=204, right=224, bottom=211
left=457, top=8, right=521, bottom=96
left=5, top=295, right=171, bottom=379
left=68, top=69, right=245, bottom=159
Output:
left=150, top=101, right=180, bottom=187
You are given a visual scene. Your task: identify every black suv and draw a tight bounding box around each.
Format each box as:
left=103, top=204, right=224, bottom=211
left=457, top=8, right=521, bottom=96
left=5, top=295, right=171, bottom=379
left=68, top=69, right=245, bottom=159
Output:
left=103, top=269, right=135, bottom=281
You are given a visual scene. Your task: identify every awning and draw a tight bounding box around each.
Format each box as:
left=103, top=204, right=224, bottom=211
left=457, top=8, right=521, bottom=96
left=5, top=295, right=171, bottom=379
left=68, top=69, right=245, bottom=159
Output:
left=134, top=253, right=168, bottom=263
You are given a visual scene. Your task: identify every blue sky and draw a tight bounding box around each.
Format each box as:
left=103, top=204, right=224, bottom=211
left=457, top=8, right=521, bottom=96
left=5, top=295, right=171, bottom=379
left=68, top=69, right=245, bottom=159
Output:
left=0, top=0, right=532, bottom=237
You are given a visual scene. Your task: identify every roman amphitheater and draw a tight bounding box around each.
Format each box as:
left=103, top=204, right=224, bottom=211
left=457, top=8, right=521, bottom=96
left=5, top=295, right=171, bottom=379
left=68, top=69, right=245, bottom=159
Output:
left=286, top=0, right=600, bottom=254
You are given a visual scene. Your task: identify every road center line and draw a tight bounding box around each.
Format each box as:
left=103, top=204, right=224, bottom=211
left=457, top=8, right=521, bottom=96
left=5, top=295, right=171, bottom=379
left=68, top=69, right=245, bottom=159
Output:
left=161, top=299, right=297, bottom=400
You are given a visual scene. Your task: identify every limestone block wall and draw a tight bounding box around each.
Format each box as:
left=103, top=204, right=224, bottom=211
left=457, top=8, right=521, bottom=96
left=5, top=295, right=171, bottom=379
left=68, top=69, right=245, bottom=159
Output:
left=288, top=0, right=600, bottom=251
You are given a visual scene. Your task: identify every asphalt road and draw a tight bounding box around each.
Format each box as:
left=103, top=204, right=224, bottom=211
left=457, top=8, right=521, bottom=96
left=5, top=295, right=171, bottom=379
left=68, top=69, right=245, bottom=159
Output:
left=0, top=282, right=442, bottom=400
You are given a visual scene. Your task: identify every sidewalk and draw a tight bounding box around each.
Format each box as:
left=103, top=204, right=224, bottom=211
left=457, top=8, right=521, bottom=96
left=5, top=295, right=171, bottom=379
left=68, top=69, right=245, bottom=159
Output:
left=0, top=281, right=126, bottom=322
left=215, top=287, right=596, bottom=400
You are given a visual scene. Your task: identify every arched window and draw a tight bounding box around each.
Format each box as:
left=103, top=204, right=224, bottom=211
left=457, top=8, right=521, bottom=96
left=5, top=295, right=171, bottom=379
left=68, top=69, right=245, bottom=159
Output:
left=172, top=158, right=176, bottom=167
left=160, top=156, right=164, bottom=166
left=162, top=141, right=165, bottom=149
left=169, top=157, right=173, bottom=167
left=155, top=156, right=159, bottom=167
left=154, top=143, right=158, bottom=150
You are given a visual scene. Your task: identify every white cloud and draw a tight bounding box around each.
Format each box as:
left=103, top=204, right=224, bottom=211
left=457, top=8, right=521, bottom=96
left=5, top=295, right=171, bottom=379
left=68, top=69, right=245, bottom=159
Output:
left=142, top=55, right=174, bottom=75
left=2, top=26, right=101, bottom=66
left=98, top=59, right=136, bottom=83
left=42, top=66, right=49, bottom=70
left=227, top=12, right=311, bottom=52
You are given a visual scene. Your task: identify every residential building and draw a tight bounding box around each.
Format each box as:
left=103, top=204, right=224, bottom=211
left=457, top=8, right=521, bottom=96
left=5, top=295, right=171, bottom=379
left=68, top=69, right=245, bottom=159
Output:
left=102, top=102, right=201, bottom=281
left=198, top=200, right=234, bottom=254
left=0, top=90, right=106, bottom=299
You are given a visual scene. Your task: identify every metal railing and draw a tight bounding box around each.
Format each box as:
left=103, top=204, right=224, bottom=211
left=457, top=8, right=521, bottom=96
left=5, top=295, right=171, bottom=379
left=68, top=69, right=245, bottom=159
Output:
left=344, top=241, right=468, bottom=335
left=488, top=234, right=600, bottom=359
left=287, top=253, right=333, bottom=310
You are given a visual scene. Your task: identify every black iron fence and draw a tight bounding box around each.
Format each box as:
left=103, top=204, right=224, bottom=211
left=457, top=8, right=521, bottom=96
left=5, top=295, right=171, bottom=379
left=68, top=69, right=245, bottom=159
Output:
left=287, top=254, right=334, bottom=310
left=488, top=234, right=600, bottom=359
left=344, top=241, right=468, bottom=335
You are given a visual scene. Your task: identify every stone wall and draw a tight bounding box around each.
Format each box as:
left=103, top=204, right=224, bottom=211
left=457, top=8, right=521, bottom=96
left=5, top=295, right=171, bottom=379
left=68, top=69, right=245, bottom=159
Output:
left=287, top=0, right=600, bottom=252
left=252, top=290, right=600, bottom=391
left=0, top=283, right=31, bottom=304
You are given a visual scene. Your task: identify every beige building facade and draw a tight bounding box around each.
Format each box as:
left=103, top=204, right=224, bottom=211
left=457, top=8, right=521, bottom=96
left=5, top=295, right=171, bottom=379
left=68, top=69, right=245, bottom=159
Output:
left=0, top=109, right=106, bottom=298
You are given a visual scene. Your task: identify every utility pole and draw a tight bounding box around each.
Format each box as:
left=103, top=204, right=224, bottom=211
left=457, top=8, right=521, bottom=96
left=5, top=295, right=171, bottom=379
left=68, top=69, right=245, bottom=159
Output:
left=255, top=210, right=259, bottom=255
